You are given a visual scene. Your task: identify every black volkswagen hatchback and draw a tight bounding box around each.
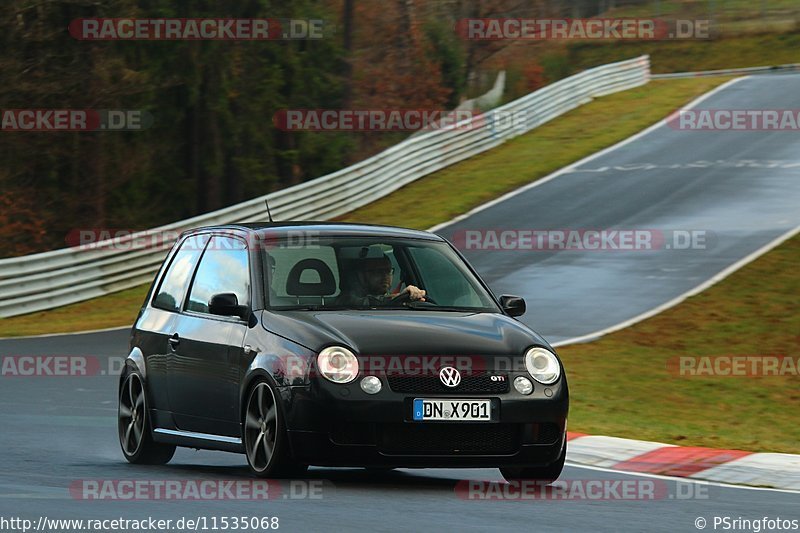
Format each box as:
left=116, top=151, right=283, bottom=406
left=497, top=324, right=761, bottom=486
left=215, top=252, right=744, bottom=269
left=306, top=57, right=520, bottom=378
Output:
left=119, top=223, right=569, bottom=481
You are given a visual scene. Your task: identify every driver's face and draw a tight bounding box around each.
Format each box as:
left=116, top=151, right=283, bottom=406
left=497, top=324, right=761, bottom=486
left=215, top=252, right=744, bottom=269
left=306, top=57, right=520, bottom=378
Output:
left=362, top=261, right=393, bottom=294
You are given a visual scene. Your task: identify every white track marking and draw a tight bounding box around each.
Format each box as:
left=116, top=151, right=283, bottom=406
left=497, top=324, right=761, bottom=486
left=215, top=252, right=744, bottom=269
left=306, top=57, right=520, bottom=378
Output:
left=565, top=462, right=800, bottom=494
left=553, top=223, right=800, bottom=347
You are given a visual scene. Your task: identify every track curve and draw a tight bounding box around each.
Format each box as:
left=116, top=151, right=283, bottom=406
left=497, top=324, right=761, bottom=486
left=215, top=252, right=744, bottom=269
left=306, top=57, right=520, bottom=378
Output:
left=437, top=75, right=800, bottom=344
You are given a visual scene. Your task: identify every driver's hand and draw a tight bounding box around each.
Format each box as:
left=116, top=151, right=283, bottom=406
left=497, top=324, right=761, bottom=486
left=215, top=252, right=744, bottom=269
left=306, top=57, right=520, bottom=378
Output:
left=405, top=285, right=426, bottom=301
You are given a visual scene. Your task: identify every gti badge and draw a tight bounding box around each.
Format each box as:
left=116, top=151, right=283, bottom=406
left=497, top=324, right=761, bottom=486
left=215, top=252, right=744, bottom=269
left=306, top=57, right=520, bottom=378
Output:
left=439, top=366, right=461, bottom=388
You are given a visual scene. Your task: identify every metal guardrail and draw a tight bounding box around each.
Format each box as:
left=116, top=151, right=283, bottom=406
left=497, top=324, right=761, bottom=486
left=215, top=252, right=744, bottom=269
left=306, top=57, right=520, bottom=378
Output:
left=651, top=63, right=800, bottom=79
left=0, top=55, right=651, bottom=318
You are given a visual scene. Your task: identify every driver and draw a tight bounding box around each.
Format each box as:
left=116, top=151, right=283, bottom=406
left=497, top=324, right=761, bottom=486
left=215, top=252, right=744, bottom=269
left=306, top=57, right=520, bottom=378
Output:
left=337, top=254, right=426, bottom=306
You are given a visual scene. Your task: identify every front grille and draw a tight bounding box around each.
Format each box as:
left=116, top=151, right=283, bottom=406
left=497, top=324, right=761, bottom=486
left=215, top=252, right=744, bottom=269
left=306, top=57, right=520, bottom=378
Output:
left=532, top=423, right=561, bottom=444
left=386, top=373, right=509, bottom=394
left=379, top=423, right=521, bottom=455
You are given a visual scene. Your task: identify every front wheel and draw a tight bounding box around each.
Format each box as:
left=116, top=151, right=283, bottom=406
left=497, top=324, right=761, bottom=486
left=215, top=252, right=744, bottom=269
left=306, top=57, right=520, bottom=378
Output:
left=118, top=371, right=175, bottom=465
left=243, top=380, right=307, bottom=478
left=499, top=441, right=566, bottom=484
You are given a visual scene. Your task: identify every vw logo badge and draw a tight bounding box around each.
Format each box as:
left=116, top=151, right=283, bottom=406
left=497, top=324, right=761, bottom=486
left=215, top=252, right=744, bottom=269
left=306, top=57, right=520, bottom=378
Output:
left=439, top=366, right=461, bottom=388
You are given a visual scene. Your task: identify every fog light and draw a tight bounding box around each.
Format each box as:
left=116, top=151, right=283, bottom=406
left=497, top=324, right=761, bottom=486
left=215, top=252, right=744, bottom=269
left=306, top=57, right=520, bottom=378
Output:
left=514, top=376, right=533, bottom=395
left=360, top=376, right=382, bottom=394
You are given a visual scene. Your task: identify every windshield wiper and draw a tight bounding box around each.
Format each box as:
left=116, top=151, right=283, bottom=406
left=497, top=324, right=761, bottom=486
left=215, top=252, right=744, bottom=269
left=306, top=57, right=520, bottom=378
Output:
left=273, top=305, right=350, bottom=311
left=403, top=302, right=487, bottom=312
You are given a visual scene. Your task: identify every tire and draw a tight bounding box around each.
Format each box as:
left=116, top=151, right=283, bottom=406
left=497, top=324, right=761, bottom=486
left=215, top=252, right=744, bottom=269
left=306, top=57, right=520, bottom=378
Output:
left=499, top=440, right=566, bottom=484
left=243, top=379, right=308, bottom=478
left=118, top=370, right=176, bottom=465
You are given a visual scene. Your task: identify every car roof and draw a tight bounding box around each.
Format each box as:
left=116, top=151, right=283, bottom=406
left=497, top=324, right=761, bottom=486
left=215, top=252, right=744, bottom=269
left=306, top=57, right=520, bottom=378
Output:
left=180, top=221, right=444, bottom=241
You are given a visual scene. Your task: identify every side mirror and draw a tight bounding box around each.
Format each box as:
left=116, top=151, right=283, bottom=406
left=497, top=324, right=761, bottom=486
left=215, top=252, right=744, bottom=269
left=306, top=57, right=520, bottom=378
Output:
left=208, top=293, right=250, bottom=319
left=499, top=295, right=526, bottom=317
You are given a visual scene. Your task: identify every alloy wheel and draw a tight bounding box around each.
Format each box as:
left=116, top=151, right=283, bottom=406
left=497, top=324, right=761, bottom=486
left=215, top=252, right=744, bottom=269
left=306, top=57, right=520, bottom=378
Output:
left=244, top=383, right=278, bottom=473
left=119, top=373, right=146, bottom=456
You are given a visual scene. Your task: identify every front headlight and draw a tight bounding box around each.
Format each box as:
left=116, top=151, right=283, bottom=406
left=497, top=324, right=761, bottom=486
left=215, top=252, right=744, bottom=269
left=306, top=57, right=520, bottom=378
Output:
left=524, top=347, right=561, bottom=385
left=317, top=346, right=359, bottom=384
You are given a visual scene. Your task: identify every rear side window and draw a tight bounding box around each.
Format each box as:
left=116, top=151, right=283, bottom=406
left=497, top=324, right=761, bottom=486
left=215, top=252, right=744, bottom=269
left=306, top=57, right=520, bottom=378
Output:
left=186, top=236, right=250, bottom=314
left=153, top=235, right=208, bottom=312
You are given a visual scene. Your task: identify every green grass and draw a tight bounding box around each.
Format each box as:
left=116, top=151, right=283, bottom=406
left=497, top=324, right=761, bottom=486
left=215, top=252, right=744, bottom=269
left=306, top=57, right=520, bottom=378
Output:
left=605, top=0, right=800, bottom=20
left=603, top=0, right=800, bottom=35
left=0, top=76, right=727, bottom=338
left=558, top=233, right=800, bottom=454
left=565, top=33, right=800, bottom=75
left=0, top=285, right=148, bottom=337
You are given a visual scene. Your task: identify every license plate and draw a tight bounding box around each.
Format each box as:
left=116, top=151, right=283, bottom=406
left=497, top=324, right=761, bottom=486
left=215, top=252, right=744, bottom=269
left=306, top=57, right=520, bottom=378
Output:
left=412, top=398, right=491, bottom=422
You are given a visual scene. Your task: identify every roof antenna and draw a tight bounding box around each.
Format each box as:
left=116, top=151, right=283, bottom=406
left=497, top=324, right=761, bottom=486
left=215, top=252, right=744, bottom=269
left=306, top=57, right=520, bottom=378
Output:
left=264, top=198, right=274, bottom=222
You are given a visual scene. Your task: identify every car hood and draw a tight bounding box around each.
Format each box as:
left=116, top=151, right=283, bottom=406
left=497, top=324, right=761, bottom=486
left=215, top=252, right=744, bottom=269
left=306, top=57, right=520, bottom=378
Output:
left=261, top=309, right=550, bottom=355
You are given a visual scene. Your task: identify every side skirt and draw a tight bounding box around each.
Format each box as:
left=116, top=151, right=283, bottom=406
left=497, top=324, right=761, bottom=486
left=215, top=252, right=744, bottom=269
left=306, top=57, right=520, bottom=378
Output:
left=153, top=428, right=245, bottom=454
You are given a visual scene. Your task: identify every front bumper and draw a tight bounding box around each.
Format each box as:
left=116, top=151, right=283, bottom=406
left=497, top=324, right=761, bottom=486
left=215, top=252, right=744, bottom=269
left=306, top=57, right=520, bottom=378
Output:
left=280, top=374, right=569, bottom=467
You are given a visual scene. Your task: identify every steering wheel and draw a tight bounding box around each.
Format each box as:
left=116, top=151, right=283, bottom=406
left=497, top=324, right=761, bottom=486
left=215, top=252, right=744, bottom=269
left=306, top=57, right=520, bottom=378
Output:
left=419, top=293, right=436, bottom=305
left=389, top=290, right=411, bottom=304
left=388, top=289, right=437, bottom=305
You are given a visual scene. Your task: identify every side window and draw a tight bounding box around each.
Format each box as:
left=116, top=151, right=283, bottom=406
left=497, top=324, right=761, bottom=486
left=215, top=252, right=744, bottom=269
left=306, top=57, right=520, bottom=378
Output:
left=408, top=247, right=484, bottom=307
left=186, top=236, right=250, bottom=315
left=153, top=235, right=208, bottom=312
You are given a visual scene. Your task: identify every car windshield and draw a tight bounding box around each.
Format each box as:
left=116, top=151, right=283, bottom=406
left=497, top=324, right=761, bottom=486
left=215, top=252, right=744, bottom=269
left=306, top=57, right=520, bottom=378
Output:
left=263, top=235, right=499, bottom=312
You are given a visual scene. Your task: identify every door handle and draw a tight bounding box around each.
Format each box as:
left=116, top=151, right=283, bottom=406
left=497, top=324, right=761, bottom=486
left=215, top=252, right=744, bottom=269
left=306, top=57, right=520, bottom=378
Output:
left=168, top=333, right=180, bottom=349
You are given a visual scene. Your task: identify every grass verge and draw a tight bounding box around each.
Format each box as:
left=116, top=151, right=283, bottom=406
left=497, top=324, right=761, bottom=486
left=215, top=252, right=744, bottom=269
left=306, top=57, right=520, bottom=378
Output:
left=565, top=33, right=800, bottom=75
left=0, top=285, right=148, bottom=337
left=558, top=232, right=800, bottom=454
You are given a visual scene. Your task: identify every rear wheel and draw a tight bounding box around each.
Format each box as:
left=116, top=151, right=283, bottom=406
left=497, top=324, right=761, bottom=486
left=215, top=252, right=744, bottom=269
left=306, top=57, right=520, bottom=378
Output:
left=499, top=440, right=566, bottom=484
left=243, top=380, right=308, bottom=478
left=118, top=371, right=175, bottom=465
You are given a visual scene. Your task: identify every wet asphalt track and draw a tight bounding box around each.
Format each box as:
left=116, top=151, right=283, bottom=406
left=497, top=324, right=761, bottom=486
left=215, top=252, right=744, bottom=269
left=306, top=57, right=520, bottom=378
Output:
left=1, top=75, right=800, bottom=531
left=438, top=75, right=800, bottom=344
